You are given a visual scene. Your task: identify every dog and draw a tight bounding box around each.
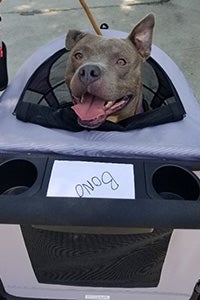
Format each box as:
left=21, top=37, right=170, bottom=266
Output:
left=65, top=13, right=155, bottom=129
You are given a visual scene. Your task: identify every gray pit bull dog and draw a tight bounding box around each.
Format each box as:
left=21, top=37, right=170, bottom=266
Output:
left=65, top=13, right=155, bottom=129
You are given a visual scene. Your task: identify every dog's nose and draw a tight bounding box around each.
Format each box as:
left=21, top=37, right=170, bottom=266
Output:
left=78, top=64, right=101, bottom=85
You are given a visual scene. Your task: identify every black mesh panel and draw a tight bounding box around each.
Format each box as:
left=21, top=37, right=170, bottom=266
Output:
left=21, top=226, right=172, bottom=288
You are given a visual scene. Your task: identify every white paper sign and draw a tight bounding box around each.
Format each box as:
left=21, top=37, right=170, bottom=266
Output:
left=47, top=160, right=135, bottom=199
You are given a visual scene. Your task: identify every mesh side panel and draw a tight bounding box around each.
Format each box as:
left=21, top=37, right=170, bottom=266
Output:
left=18, top=50, right=165, bottom=109
left=21, top=90, right=44, bottom=105
left=53, top=83, right=71, bottom=105
left=49, top=52, right=72, bottom=105
left=21, top=226, right=172, bottom=288
left=16, top=49, right=70, bottom=109
left=142, top=61, right=158, bottom=104
left=14, top=47, right=185, bottom=130
left=49, top=52, right=67, bottom=86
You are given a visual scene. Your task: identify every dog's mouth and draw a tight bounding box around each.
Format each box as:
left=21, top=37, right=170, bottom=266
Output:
left=71, top=93, right=133, bottom=128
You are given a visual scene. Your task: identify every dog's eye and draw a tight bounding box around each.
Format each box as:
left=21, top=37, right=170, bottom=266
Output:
left=116, top=58, right=127, bottom=66
left=74, top=52, right=83, bottom=60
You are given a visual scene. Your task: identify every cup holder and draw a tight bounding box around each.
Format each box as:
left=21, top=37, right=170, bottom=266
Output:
left=0, top=159, right=38, bottom=195
left=152, top=165, right=200, bottom=200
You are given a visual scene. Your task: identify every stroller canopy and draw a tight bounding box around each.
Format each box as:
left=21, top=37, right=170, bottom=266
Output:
left=0, top=29, right=200, bottom=160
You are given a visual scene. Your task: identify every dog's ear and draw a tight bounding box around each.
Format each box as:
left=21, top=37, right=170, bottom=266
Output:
left=65, top=30, right=87, bottom=50
left=128, top=13, right=155, bottom=59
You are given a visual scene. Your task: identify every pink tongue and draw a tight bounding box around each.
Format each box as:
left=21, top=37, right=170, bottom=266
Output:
left=72, top=94, right=106, bottom=121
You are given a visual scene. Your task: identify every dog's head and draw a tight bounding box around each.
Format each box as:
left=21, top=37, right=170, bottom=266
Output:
left=65, top=14, right=155, bottom=129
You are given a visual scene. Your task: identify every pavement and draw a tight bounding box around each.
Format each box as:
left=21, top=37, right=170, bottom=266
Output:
left=0, top=0, right=200, bottom=102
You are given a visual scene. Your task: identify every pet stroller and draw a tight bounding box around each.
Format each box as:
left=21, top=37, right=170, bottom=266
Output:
left=0, top=28, right=200, bottom=300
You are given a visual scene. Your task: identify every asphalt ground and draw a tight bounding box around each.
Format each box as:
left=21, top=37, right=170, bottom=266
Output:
left=0, top=0, right=200, bottom=102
